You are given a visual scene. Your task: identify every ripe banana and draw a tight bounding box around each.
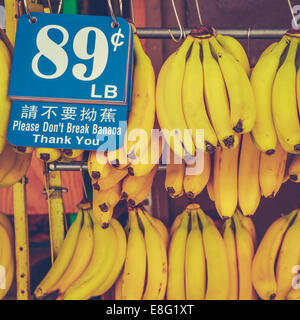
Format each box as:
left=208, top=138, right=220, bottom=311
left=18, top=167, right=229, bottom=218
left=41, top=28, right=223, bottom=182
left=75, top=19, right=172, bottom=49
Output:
left=233, top=213, right=256, bottom=300
left=183, top=150, right=211, bottom=199
left=251, top=209, right=298, bottom=300
left=250, top=36, right=289, bottom=154
left=185, top=210, right=206, bottom=300
left=206, top=170, right=215, bottom=202
left=0, top=39, right=12, bottom=154
left=34, top=209, right=83, bottom=299
left=107, top=147, right=131, bottom=170
left=222, top=218, right=238, bottom=300
left=120, top=208, right=147, bottom=300
left=0, top=212, right=13, bottom=244
left=61, top=149, right=84, bottom=160
left=143, top=208, right=169, bottom=250
left=289, top=154, right=300, bottom=182
left=202, top=38, right=237, bottom=149
left=48, top=210, right=94, bottom=299
left=167, top=211, right=189, bottom=300
left=11, top=146, right=34, bottom=154
left=238, top=133, right=261, bottom=216
left=165, top=150, right=185, bottom=198
left=215, top=33, right=251, bottom=76
left=236, top=209, right=257, bottom=248
left=181, top=38, right=218, bottom=153
left=92, top=167, right=127, bottom=192
left=87, top=151, right=111, bottom=180
left=0, top=152, right=32, bottom=188
left=156, top=36, right=195, bottom=158
left=259, top=42, right=278, bottom=59
left=0, top=143, right=18, bottom=183
left=137, top=207, right=167, bottom=300
left=124, top=33, right=156, bottom=158
left=286, top=284, right=300, bottom=300
left=36, top=148, right=62, bottom=163
left=213, top=139, right=240, bottom=219
left=259, top=141, right=287, bottom=198
left=272, top=38, right=300, bottom=153
left=92, top=218, right=127, bottom=297
left=197, top=208, right=230, bottom=300
left=93, top=182, right=121, bottom=228
left=210, top=37, right=256, bottom=134
left=275, top=210, right=300, bottom=300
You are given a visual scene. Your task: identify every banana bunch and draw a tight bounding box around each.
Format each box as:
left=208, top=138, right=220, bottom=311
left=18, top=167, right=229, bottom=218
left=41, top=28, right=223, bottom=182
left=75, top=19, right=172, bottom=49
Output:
left=250, top=31, right=300, bottom=155
left=34, top=202, right=127, bottom=300
left=0, top=142, right=32, bottom=188
left=167, top=204, right=227, bottom=300
left=156, top=27, right=255, bottom=159
left=115, top=206, right=168, bottom=300
left=252, top=208, right=300, bottom=300
left=0, top=212, right=15, bottom=300
left=288, top=153, right=300, bottom=182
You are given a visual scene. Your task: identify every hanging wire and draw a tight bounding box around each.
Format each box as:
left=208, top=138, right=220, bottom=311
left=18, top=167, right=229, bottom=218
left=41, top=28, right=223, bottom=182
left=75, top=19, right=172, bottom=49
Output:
left=247, top=26, right=252, bottom=67
left=47, top=0, right=63, bottom=14
left=23, top=0, right=37, bottom=23
left=47, top=0, right=53, bottom=13
left=57, top=0, right=63, bottom=14
left=168, top=0, right=185, bottom=42
left=195, top=0, right=203, bottom=25
left=119, top=0, right=123, bottom=17
left=107, top=0, right=119, bottom=28
left=287, top=0, right=298, bottom=28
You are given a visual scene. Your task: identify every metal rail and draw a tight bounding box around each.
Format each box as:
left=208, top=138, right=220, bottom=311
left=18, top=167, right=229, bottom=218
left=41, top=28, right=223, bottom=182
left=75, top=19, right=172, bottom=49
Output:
left=136, top=28, right=287, bottom=39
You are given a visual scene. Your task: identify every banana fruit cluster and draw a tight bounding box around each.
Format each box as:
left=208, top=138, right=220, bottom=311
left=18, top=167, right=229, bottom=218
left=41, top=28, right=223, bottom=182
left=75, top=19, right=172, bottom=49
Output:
left=34, top=202, right=127, bottom=300
left=251, top=32, right=300, bottom=155
left=252, top=208, right=300, bottom=300
left=167, top=204, right=257, bottom=300
left=115, top=206, right=168, bottom=300
left=156, top=27, right=255, bottom=159
left=0, top=212, right=15, bottom=300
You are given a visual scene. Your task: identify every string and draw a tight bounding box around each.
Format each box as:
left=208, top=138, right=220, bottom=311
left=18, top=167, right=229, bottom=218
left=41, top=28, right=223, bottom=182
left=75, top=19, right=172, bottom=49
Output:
left=195, top=0, right=203, bottom=25
left=288, top=0, right=298, bottom=28
left=168, top=0, right=185, bottom=42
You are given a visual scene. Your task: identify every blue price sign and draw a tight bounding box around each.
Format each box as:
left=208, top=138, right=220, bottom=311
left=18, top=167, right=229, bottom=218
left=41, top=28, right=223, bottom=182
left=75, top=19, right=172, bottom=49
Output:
left=7, top=13, right=134, bottom=151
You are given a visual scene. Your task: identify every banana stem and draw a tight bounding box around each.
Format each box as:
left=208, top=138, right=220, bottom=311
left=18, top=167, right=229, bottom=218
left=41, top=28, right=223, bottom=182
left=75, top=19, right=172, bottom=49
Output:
left=13, top=177, right=30, bottom=300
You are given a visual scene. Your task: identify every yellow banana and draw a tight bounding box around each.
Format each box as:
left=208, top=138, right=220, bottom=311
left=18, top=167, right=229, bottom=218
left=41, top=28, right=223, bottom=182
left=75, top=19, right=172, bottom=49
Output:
left=251, top=209, right=298, bottom=300
left=286, top=283, right=300, bottom=300
left=213, top=139, right=240, bottom=219
left=156, top=36, right=195, bottom=158
left=143, top=208, right=169, bottom=250
left=10, top=146, right=34, bottom=154
left=87, top=150, right=111, bottom=180
left=137, top=207, right=167, bottom=300
left=289, top=154, right=300, bottom=182
left=182, top=38, right=218, bottom=153
left=0, top=143, right=18, bottom=183
left=198, top=208, right=230, bottom=300
left=114, top=272, right=123, bottom=300
left=210, top=37, right=256, bottom=134
left=124, top=33, right=156, bottom=158
left=0, top=212, right=13, bottom=244
left=107, top=147, right=131, bottom=170
left=206, top=169, right=215, bottom=202
left=238, top=133, right=261, bottom=216
left=250, top=36, right=289, bottom=154
left=34, top=209, right=83, bottom=299
left=259, top=42, right=278, bottom=59
left=122, top=165, right=158, bottom=208
left=272, top=38, right=300, bottom=153
left=216, top=33, right=251, bottom=76
left=93, top=182, right=121, bottom=228
left=61, top=149, right=84, bottom=160
left=92, top=218, right=127, bottom=297
left=169, top=211, right=184, bottom=237
left=167, top=211, right=189, bottom=300
left=127, top=133, right=164, bottom=177
left=275, top=210, right=300, bottom=300
left=183, top=150, right=211, bottom=199
left=63, top=217, right=118, bottom=300
left=233, top=213, right=256, bottom=300
left=0, top=152, right=32, bottom=188
left=236, top=209, right=257, bottom=248
left=185, top=210, right=206, bottom=300
left=202, top=38, right=237, bottom=149
left=48, top=210, right=94, bottom=299
left=0, top=39, right=11, bottom=154
left=36, top=148, right=62, bottom=163
left=92, top=167, right=127, bottom=192
left=120, top=208, right=147, bottom=300
left=222, top=218, right=238, bottom=300
left=259, top=141, right=287, bottom=198
left=165, top=150, right=185, bottom=198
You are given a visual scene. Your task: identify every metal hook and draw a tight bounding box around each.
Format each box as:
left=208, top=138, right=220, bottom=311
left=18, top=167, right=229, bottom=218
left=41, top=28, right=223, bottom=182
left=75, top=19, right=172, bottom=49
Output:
left=168, top=0, right=185, bottom=43
left=107, top=0, right=119, bottom=28
left=130, top=0, right=135, bottom=24
left=47, top=0, right=63, bottom=14
left=247, top=26, right=252, bottom=66
left=119, top=0, right=123, bottom=17
left=195, top=0, right=203, bottom=26
left=23, top=0, right=37, bottom=23
left=288, top=0, right=298, bottom=28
